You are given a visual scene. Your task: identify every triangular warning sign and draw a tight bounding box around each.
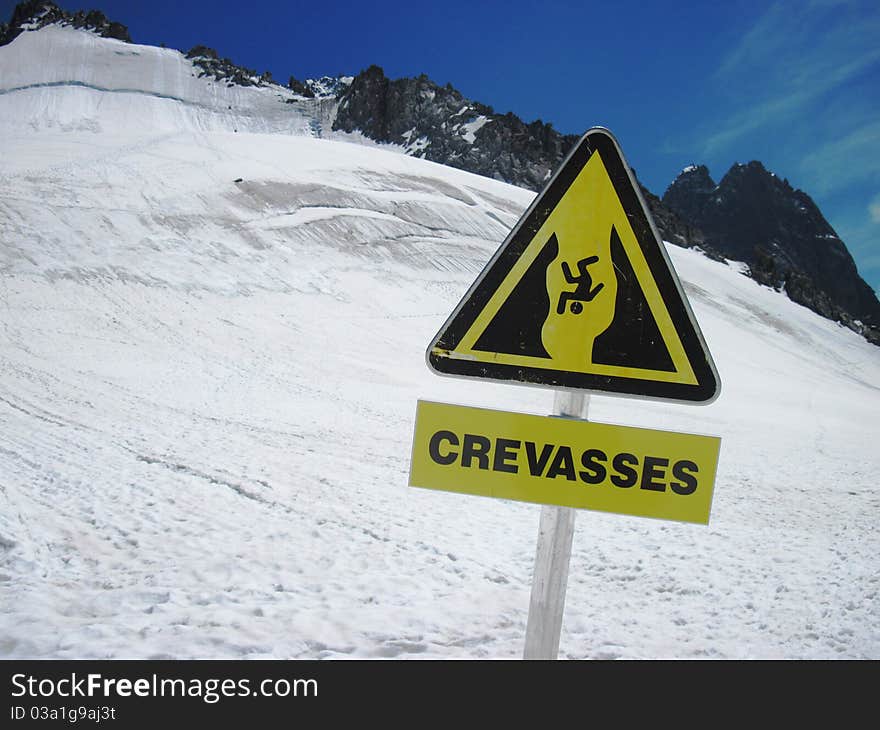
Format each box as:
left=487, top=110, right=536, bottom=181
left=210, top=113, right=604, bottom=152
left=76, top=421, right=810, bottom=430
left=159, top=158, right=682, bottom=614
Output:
left=427, top=127, right=720, bottom=404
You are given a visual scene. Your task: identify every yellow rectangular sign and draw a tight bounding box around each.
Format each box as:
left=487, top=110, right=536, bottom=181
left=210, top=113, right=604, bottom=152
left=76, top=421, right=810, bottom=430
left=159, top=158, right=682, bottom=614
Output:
left=409, top=400, right=721, bottom=524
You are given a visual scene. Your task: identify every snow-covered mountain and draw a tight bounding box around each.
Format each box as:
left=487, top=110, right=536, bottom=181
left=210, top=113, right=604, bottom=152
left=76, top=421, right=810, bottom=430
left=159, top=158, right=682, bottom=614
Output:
left=1, top=18, right=879, bottom=659
left=5, top=1, right=878, bottom=346
left=0, top=24, right=327, bottom=137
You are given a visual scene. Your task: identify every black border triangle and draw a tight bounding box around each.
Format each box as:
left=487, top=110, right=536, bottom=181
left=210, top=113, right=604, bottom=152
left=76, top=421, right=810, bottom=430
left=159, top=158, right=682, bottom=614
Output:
left=427, top=128, right=720, bottom=404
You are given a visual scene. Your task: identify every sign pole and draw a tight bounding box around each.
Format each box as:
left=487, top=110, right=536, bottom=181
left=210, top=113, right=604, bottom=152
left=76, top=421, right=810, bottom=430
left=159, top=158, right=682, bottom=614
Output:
left=523, top=390, right=589, bottom=660
left=414, top=127, right=722, bottom=658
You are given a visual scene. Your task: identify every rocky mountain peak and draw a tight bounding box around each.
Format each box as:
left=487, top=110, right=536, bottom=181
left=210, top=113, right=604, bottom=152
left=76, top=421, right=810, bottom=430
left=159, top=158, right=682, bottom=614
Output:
left=662, top=164, right=717, bottom=227
left=721, top=161, right=791, bottom=199
left=663, top=160, right=880, bottom=343
left=0, top=1, right=130, bottom=46
left=671, top=163, right=716, bottom=196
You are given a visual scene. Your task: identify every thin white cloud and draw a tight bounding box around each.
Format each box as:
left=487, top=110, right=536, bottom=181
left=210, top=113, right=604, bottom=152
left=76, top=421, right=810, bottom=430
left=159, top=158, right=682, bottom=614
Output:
left=869, top=195, right=880, bottom=224
left=799, top=120, right=880, bottom=195
left=702, top=0, right=880, bottom=159
left=715, top=2, right=798, bottom=80
left=699, top=89, right=811, bottom=157
left=717, top=0, right=880, bottom=85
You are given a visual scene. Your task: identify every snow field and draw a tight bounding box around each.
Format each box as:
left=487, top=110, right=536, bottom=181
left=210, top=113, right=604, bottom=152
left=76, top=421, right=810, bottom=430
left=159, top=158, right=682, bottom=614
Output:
left=0, top=25, right=878, bottom=659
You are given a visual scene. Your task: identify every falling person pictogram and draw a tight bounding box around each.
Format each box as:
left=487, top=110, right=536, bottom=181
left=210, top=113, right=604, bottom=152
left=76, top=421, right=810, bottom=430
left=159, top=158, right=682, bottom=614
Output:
left=556, top=255, right=605, bottom=315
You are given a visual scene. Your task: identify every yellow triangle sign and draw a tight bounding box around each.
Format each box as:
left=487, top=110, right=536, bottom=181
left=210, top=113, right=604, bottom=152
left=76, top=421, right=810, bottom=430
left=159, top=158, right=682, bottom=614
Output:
left=427, top=127, right=720, bottom=403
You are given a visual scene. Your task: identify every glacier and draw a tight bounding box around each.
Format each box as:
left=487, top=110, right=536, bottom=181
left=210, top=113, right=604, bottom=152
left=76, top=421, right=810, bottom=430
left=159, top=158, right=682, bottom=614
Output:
left=0, top=25, right=878, bottom=659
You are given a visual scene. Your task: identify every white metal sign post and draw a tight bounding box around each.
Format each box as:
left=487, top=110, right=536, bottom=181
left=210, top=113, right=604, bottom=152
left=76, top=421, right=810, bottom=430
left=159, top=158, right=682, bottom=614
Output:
left=522, top=390, right=588, bottom=660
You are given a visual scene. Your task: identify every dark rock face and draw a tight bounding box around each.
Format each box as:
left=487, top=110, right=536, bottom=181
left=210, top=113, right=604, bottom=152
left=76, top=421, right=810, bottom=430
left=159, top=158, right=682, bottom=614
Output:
left=663, top=162, right=880, bottom=344
left=185, top=45, right=268, bottom=88
left=0, top=1, right=131, bottom=46
left=660, top=165, right=716, bottom=225
left=333, top=65, right=580, bottom=192
left=287, top=75, right=315, bottom=98
left=639, top=183, right=718, bottom=258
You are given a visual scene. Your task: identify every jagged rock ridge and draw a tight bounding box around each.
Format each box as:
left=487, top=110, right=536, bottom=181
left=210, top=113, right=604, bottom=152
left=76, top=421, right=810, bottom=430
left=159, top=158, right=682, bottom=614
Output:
left=0, top=0, right=129, bottom=45
left=663, top=163, right=880, bottom=344
left=333, top=65, right=580, bottom=193
left=184, top=45, right=274, bottom=88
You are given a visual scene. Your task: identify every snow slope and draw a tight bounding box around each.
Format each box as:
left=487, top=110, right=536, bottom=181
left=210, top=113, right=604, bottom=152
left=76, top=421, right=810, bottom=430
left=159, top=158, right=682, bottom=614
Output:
left=1, top=26, right=878, bottom=659
left=0, top=24, right=328, bottom=136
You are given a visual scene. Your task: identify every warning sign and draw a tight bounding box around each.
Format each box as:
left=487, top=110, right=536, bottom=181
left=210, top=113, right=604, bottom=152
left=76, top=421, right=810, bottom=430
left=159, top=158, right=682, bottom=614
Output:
left=409, top=400, right=721, bottom=524
left=427, top=127, right=720, bottom=403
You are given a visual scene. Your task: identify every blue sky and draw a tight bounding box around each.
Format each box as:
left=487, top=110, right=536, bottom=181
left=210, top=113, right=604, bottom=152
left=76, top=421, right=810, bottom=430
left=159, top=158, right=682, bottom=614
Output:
left=4, top=0, right=878, bottom=294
